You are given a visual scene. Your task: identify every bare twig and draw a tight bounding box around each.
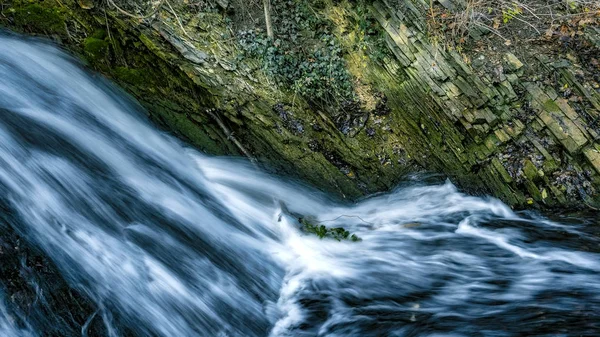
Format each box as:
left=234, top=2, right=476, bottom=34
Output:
left=584, top=201, right=599, bottom=211
left=500, top=7, right=541, bottom=34
left=472, top=21, right=509, bottom=41
left=518, top=2, right=541, bottom=20
left=206, top=109, right=258, bottom=165
left=165, top=0, right=197, bottom=42
left=432, top=0, right=599, bottom=47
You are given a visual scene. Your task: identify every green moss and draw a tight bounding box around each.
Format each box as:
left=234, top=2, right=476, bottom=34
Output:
left=525, top=180, right=543, bottom=201
left=114, top=67, right=150, bottom=86
left=90, top=29, right=107, bottom=39
left=11, top=3, right=65, bottom=35
left=543, top=99, right=562, bottom=113
left=83, top=37, right=109, bottom=62
left=138, top=33, right=173, bottom=62
left=523, top=160, right=539, bottom=181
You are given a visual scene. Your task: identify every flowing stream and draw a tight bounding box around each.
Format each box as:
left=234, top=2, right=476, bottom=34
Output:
left=0, top=32, right=599, bottom=337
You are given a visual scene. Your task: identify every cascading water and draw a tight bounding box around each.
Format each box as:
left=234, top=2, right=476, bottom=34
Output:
left=0, top=32, right=599, bottom=337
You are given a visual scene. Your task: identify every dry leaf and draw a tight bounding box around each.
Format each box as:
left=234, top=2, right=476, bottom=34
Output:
left=493, top=18, right=501, bottom=29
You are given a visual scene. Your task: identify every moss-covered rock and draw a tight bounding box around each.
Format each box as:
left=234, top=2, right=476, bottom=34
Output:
left=1, top=0, right=599, bottom=210
left=10, top=2, right=66, bottom=35
left=83, top=36, right=109, bottom=61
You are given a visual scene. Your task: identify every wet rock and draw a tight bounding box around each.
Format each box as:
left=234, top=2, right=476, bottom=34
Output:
left=366, top=127, right=376, bottom=138
left=373, top=93, right=391, bottom=116
left=273, top=103, right=304, bottom=135
left=308, top=139, right=320, bottom=151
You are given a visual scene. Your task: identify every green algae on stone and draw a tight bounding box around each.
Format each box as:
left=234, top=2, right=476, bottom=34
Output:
left=11, top=3, right=65, bottom=35
left=83, top=37, right=109, bottom=62
left=114, top=67, right=151, bottom=86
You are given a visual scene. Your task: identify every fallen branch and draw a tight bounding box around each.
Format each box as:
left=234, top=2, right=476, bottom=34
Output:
left=165, top=0, right=197, bottom=42
left=205, top=109, right=258, bottom=165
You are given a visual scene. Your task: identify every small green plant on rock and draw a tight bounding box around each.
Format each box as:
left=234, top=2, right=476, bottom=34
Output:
left=299, top=218, right=361, bottom=241
left=502, top=3, right=522, bottom=24
left=353, top=2, right=391, bottom=64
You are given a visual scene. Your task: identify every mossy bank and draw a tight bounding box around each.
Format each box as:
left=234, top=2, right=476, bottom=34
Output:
left=2, top=0, right=599, bottom=210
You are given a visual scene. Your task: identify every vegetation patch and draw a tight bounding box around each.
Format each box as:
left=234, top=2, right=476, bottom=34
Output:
left=300, top=218, right=361, bottom=241
left=424, top=0, right=600, bottom=49
left=113, top=66, right=152, bottom=85
left=340, top=0, right=391, bottom=65
left=237, top=0, right=355, bottom=105
left=9, top=2, right=66, bottom=35
left=83, top=36, right=110, bottom=62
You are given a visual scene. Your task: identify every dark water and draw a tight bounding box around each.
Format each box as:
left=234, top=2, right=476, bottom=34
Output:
left=0, top=33, right=599, bottom=337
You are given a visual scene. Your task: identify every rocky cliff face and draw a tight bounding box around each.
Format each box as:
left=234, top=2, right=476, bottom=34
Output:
left=371, top=0, right=600, bottom=209
left=2, top=0, right=599, bottom=209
